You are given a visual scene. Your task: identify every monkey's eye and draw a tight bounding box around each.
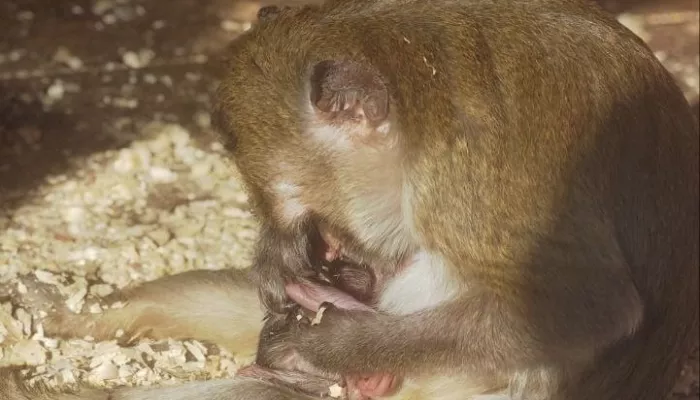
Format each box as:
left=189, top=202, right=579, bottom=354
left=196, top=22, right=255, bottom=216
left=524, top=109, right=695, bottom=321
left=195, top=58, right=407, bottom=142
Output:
left=257, top=5, right=290, bottom=23
left=220, top=132, right=237, bottom=153
left=210, top=106, right=238, bottom=152
left=257, top=6, right=279, bottom=21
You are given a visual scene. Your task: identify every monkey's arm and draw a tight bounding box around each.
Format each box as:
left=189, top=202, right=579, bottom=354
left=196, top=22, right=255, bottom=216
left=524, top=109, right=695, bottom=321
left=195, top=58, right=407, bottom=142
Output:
left=2, top=269, right=264, bottom=357
left=287, top=256, right=643, bottom=377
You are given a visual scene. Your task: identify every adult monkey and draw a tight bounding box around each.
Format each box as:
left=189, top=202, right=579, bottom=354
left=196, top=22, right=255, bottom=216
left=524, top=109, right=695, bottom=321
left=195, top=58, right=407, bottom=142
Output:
left=215, top=0, right=700, bottom=399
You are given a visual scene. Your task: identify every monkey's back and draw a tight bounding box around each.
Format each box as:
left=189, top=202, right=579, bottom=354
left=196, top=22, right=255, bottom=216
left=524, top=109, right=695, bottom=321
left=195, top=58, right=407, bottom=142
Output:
left=337, top=2, right=699, bottom=398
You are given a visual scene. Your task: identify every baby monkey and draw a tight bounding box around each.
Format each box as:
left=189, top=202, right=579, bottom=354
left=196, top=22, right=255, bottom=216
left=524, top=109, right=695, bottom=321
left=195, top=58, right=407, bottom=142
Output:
left=243, top=274, right=390, bottom=400
left=0, top=260, right=384, bottom=400
left=0, top=223, right=387, bottom=400
left=239, top=232, right=392, bottom=400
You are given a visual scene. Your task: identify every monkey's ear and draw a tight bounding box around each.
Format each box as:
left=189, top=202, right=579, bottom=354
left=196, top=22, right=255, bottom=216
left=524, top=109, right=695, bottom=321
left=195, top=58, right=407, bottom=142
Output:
left=309, top=60, right=389, bottom=127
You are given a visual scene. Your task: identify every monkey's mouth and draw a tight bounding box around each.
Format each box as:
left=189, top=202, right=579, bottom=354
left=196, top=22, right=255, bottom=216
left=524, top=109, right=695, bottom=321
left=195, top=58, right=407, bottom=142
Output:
left=308, top=225, right=377, bottom=305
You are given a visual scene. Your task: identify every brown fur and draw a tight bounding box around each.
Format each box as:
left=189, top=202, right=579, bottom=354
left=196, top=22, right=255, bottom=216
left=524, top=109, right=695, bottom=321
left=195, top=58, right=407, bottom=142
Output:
left=212, top=0, right=700, bottom=399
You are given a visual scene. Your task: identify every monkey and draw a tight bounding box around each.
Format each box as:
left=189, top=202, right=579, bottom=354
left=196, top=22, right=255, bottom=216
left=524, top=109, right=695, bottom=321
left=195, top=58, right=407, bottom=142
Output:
left=0, top=267, right=372, bottom=400
left=209, top=0, right=700, bottom=399
left=0, top=241, right=391, bottom=400
left=1, top=0, right=698, bottom=399
left=0, top=263, right=411, bottom=400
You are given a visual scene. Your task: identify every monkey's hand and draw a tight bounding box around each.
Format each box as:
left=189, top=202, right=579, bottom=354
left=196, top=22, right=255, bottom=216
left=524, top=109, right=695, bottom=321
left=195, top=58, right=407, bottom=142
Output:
left=252, top=263, right=295, bottom=315
left=285, top=282, right=402, bottom=398
left=252, top=223, right=321, bottom=314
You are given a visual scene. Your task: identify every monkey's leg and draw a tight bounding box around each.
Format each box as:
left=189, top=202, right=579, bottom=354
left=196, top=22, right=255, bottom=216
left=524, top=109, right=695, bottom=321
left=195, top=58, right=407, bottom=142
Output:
left=3, top=269, right=264, bottom=357
left=0, top=367, right=319, bottom=400
left=111, top=375, right=320, bottom=400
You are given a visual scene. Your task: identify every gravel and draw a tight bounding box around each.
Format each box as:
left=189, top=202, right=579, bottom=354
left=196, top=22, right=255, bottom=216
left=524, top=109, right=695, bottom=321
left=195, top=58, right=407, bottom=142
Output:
left=0, top=121, right=258, bottom=391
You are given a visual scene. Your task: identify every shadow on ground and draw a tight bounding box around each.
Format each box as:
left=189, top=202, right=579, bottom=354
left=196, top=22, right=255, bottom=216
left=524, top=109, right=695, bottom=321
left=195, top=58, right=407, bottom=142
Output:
left=0, top=0, right=265, bottom=209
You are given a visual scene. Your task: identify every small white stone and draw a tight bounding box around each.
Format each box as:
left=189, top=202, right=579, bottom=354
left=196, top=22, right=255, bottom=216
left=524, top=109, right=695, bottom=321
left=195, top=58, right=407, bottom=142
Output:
left=148, top=167, right=178, bottom=183
left=328, top=383, right=345, bottom=398
left=46, top=81, right=65, bottom=100
left=65, top=287, right=88, bottom=314
left=220, top=20, right=242, bottom=32
left=122, top=52, right=142, bottom=69
left=88, top=303, right=104, bottom=314
left=10, top=339, right=47, bottom=365
left=90, top=284, right=114, bottom=297
left=34, top=270, right=61, bottom=285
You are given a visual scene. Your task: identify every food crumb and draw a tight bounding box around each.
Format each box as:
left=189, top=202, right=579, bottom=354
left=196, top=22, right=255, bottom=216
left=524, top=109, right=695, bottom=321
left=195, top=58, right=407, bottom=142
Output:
left=328, top=383, right=345, bottom=398
left=311, top=305, right=328, bottom=326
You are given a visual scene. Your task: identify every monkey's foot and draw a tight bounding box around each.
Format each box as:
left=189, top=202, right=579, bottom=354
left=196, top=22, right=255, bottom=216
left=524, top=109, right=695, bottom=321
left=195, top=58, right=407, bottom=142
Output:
left=347, top=374, right=400, bottom=398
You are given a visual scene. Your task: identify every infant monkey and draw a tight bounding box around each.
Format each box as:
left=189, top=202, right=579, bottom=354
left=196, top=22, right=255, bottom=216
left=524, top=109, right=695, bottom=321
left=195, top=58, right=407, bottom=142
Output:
left=0, top=225, right=385, bottom=400
left=242, top=274, right=388, bottom=400
left=244, top=236, right=398, bottom=400
left=0, top=263, right=382, bottom=400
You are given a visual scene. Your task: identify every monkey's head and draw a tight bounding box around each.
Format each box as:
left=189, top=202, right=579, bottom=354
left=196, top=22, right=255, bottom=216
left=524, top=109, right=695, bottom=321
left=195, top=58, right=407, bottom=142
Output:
left=213, top=3, right=410, bottom=263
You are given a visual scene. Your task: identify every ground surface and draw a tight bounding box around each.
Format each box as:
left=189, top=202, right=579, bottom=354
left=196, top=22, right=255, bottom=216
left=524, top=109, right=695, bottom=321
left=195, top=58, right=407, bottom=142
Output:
left=0, top=0, right=698, bottom=398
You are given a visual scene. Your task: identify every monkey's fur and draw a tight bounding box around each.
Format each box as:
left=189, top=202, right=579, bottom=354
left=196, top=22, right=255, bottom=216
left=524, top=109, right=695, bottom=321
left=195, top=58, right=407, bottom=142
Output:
left=215, top=0, right=699, bottom=399
left=1, top=0, right=698, bottom=399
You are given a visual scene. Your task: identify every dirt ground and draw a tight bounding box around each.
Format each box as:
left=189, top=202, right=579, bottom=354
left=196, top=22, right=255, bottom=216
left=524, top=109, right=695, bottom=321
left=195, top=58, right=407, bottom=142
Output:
left=0, top=0, right=698, bottom=398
